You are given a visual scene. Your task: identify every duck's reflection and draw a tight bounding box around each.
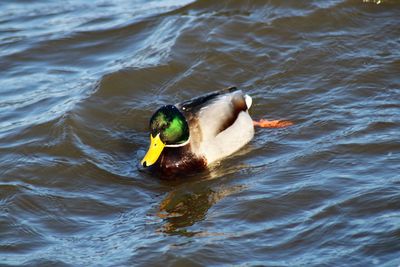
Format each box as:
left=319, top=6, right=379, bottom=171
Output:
left=156, top=167, right=247, bottom=236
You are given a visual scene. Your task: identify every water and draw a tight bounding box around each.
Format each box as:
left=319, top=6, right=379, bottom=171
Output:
left=1, top=0, right=399, bottom=266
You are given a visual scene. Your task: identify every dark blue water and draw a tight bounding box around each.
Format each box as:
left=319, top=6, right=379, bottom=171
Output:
left=1, top=0, right=399, bottom=266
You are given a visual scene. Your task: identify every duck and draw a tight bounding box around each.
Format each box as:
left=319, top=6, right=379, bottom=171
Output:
left=141, top=87, right=255, bottom=176
left=140, top=86, right=293, bottom=177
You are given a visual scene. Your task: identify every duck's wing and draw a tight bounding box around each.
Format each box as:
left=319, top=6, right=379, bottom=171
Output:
left=177, top=87, right=252, bottom=138
left=177, top=87, right=239, bottom=113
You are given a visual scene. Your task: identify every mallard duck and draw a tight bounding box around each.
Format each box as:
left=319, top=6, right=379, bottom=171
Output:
left=141, top=87, right=254, bottom=176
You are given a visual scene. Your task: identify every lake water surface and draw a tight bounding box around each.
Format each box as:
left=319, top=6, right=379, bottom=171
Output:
left=1, top=0, right=399, bottom=266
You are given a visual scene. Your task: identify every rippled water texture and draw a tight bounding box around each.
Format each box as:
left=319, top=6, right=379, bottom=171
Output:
left=1, top=0, right=400, bottom=266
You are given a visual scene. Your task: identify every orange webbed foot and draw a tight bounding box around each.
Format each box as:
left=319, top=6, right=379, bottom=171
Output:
left=253, top=119, right=293, bottom=128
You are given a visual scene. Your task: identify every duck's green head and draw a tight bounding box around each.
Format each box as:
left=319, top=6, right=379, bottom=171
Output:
left=141, top=105, right=189, bottom=167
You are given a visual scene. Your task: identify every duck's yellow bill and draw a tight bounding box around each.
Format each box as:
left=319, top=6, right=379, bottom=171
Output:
left=141, top=134, right=165, bottom=167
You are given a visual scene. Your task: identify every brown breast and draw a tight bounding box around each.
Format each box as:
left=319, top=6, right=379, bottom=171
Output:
left=149, top=144, right=207, bottom=179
